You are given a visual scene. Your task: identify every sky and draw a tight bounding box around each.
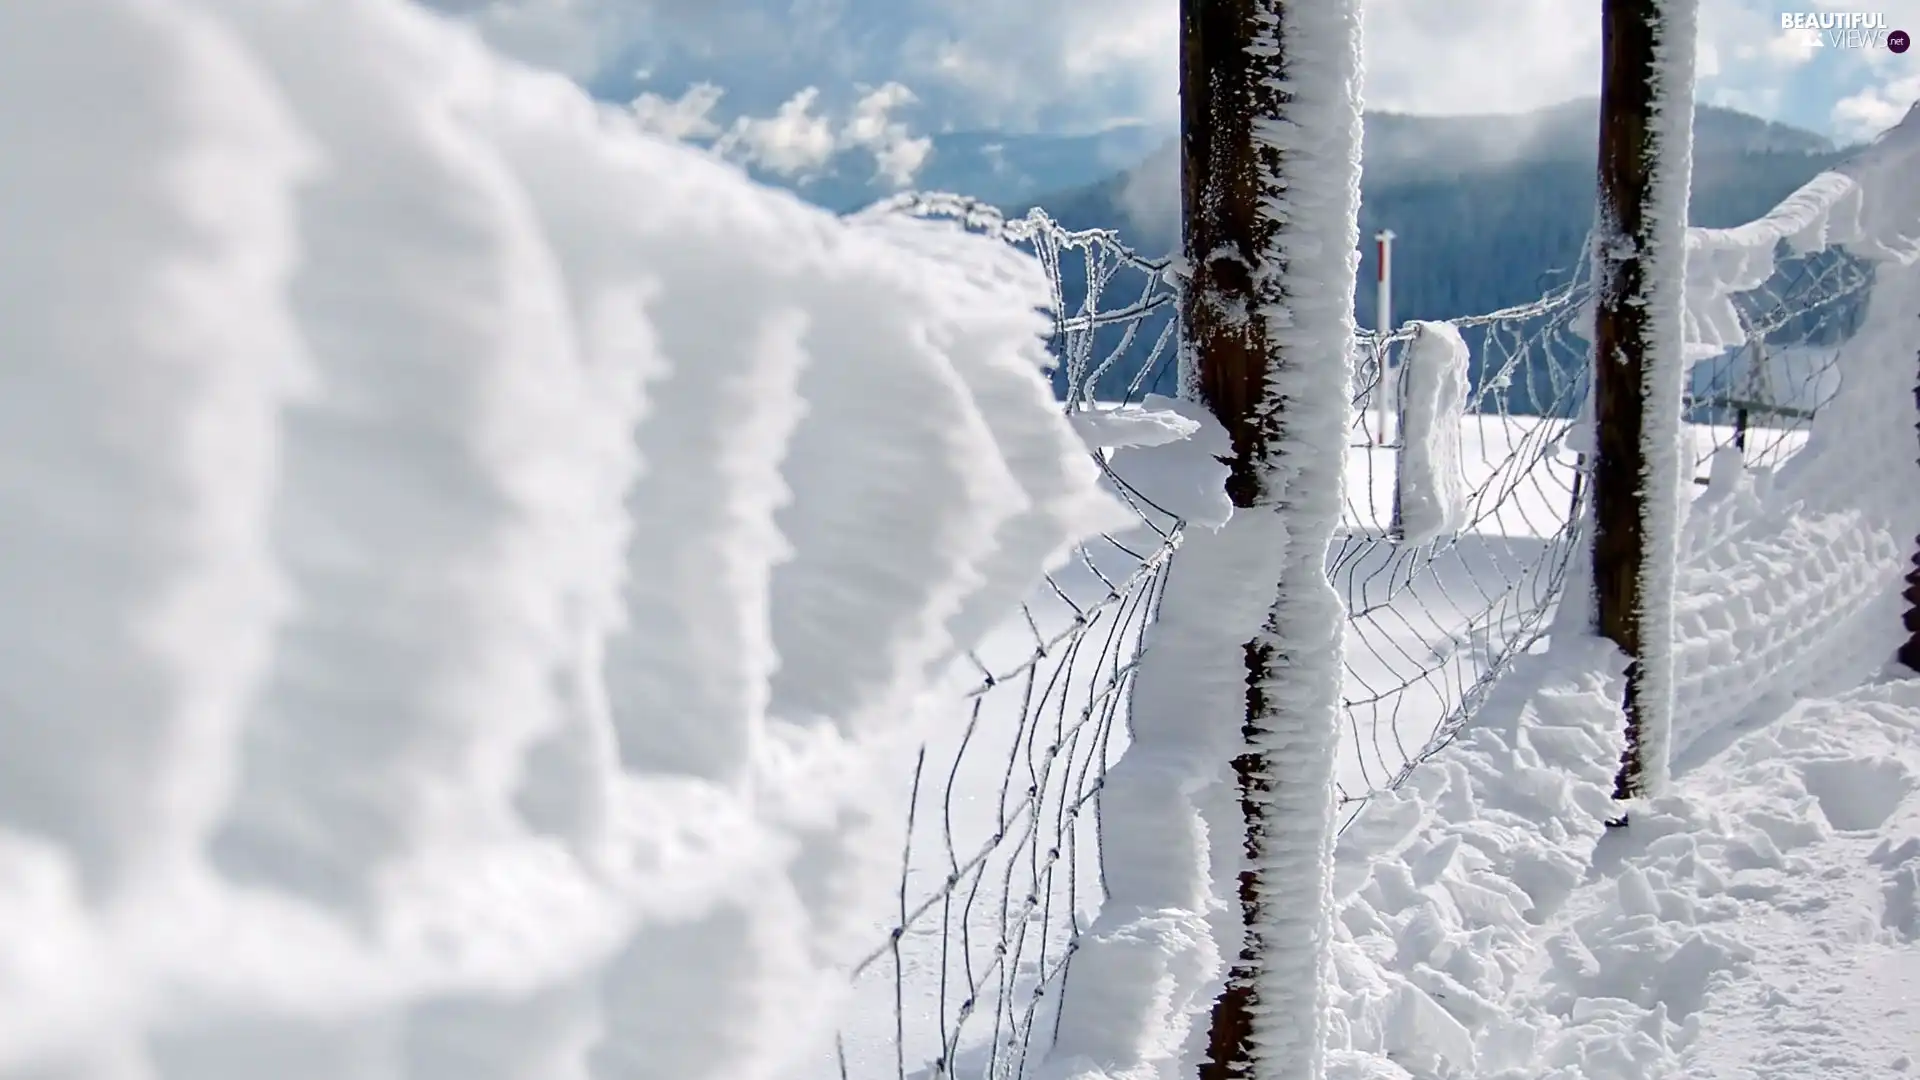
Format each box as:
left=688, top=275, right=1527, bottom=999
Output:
left=434, top=0, right=1919, bottom=177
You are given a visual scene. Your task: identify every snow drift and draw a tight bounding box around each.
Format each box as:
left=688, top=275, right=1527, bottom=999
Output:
left=1664, top=101, right=1920, bottom=756
left=0, top=1, right=1123, bottom=1077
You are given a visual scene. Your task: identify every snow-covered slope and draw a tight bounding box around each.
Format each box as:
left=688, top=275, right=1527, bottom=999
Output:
left=0, top=1, right=1123, bottom=1077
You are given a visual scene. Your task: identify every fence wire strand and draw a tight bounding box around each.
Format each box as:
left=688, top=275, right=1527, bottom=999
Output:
left=831, top=196, right=1182, bottom=1080
left=1682, top=244, right=1872, bottom=473
left=830, top=195, right=1868, bottom=1079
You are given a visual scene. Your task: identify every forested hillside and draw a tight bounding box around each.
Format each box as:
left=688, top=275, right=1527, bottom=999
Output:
left=1027, top=101, right=1847, bottom=331
left=1017, top=101, right=1854, bottom=404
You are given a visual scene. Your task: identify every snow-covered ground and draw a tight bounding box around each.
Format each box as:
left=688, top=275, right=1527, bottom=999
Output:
left=9, top=2, right=1918, bottom=1078
left=1324, top=650, right=1920, bottom=1080
left=1593, top=680, right=1920, bottom=1078
left=820, top=406, right=1825, bottom=1078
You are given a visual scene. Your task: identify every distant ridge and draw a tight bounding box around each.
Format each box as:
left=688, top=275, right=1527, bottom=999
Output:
left=1021, top=101, right=1849, bottom=332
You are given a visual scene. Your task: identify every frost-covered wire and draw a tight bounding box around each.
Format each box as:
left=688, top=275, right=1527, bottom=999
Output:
left=831, top=192, right=1874, bottom=1079
left=831, top=201, right=1184, bottom=1080
left=1330, top=238, right=1868, bottom=830
left=1679, top=246, right=1872, bottom=472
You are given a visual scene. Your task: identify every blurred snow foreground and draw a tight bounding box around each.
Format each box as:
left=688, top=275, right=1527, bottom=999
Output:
left=0, top=0, right=1128, bottom=1076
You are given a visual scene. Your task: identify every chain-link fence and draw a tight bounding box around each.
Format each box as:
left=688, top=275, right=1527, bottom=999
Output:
left=828, top=196, right=1182, bottom=1080
left=824, top=194, right=1873, bottom=1078
left=1682, top=245, right=1873, bottom=474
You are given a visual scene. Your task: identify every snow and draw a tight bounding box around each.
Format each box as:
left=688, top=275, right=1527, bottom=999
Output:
left=1324, top=660, right=1920, bottom=1080
left=1038, top=513, right=1286, bottom=1080
left=1070, top=402, right=1202, bottom=451
left=832, top=405, right=1794, bottom=1080
left=1671, top=105, right=1920, bottom=364
left=8, top=1, right=1920, bottom=1077
left=1021, top=62, right=1920, bottom=1080
left=1668, top=258, right=1920, bottom=760
left=1686, top=342, right=1842, bottom=441
left=1393, top=322, right=1471, bottom=546
left=1371, top=346, right=1402, bottom=447
left=1318, top=96, right=1920, bottom=1079
left=947, top=53, right=1910, bottom=1080
left=0, top=1, right=1122, bottom=1077
left=1095, top=396, right=1235, bottom=530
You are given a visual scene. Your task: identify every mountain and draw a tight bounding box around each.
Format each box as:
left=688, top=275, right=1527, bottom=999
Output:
left=1360, top=100, right=1833, bottom=177
left=1021, top=100, right=1843, bottom=278
left=1014, top=101, right=1857, bottom=405
left=762, top=123, right=1172, bottom=213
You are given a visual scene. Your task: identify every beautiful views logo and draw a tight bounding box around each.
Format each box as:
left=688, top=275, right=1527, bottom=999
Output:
left=1780, top=12, right=1910, bottom=51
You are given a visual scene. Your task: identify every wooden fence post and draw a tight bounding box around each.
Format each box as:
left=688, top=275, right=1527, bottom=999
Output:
left=1181, top=2, right=1280, bottom=1071
left=1590, top=0, right=1698, bottom=810
left=1899, top=338, right=1920, bottom=671
left=1181, top=0, right=1361, bottom=1075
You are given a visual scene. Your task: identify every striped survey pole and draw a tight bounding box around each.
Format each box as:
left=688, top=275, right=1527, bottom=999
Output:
left=1375, top=228, right=1397, bottom=445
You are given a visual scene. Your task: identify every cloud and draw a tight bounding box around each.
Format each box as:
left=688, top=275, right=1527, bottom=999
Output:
left=630, top=81, right=932, bottom=186
left=905, top=0, right=1177, bottom=128
left=1826, top=2, right=1920, bottom=142
left=1834, top=71, right=1920, bottom=141
left=1358, top=0, right=1597, bottom=117
left=629, top=80, right=724, bottom=140
left=719, top=88, right=841, bottom=175
left=1116, top=141, right=1178, bottom=248
left=841, top=83, right=934, bottom=185
left=427, top=0, right=1918, bottom=139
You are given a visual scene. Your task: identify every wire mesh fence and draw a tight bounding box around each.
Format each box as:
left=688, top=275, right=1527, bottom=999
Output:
left=830, top=196, right=1184, bottom=1080
left=1682, top=244, right=1874, bottom=475
left=1333, top=272, right=1593, bottom=826
left=828, top=195, right=1872, bottom=1078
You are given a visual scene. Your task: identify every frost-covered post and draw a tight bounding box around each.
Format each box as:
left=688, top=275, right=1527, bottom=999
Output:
left=1901, top=339, right=1920, bottom=672
left=1589, top=0, right=1697, bottom=808
left=1180, top=0, right=1362, bottom=1076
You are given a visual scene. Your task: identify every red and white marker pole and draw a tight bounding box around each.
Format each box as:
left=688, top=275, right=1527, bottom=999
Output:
left=1374, top=229, right=1396, bottom=445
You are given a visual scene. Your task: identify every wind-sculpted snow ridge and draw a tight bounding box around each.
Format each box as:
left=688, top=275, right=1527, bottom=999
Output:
left=0, top=1, right=1124, bottom=1077
left=1679, top=173, right=1869, bottom=361
left=1569, top=105, right=1919, bottom=368
left=1667, top=256, right=1920, bottom=760
left=774, top=190, right=1204, bottom=1080
left=1678, top=103, right=1920, bottom=361
left=1660, top=100, right=1920, bottom=759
